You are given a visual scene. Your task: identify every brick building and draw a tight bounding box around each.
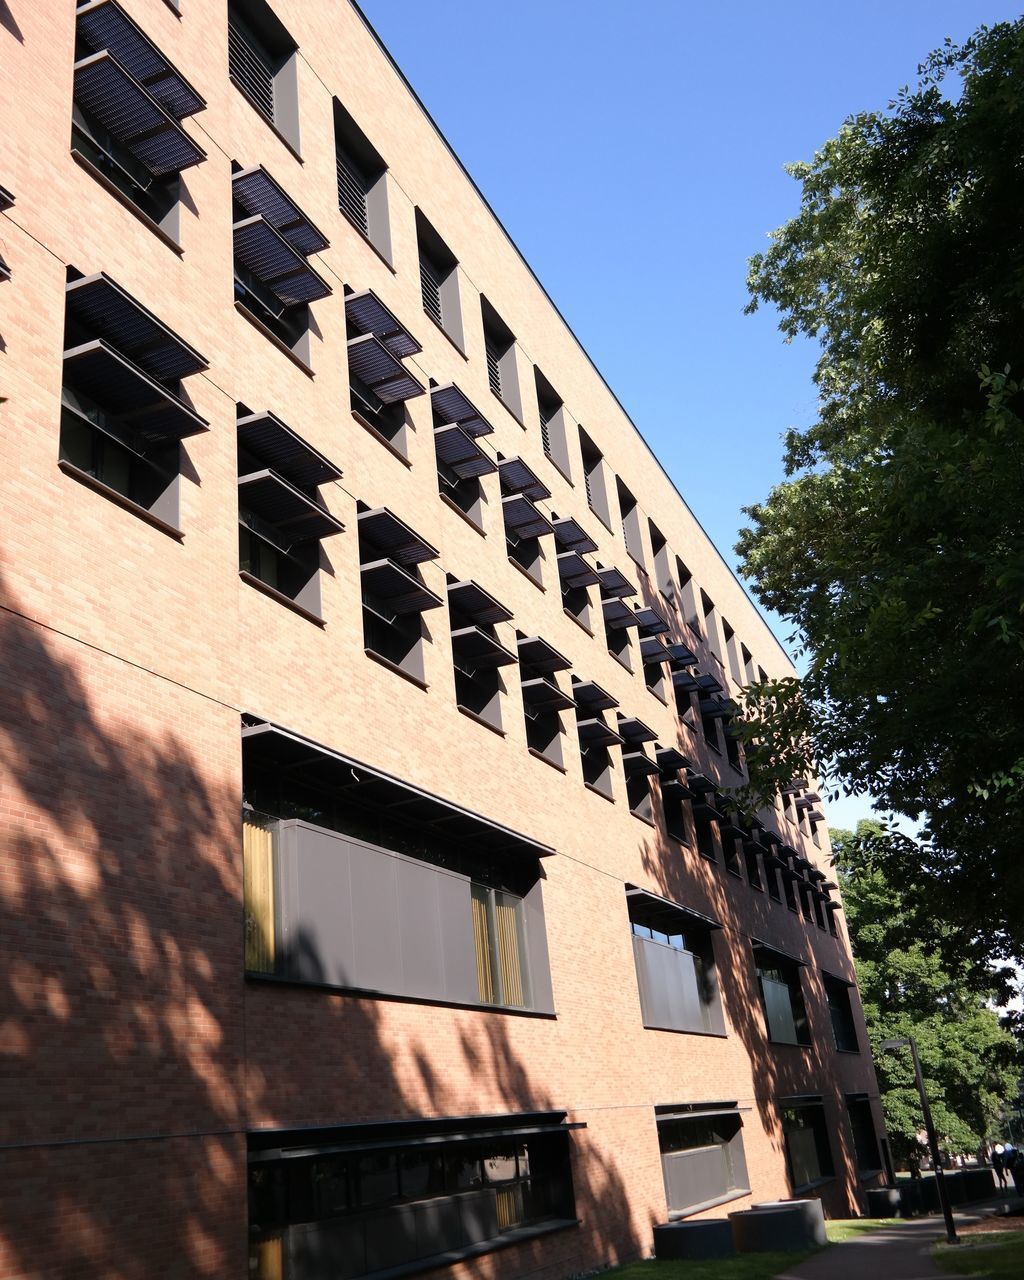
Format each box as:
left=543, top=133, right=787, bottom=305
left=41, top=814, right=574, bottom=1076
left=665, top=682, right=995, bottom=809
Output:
left=0, top=2, right=887, bottom=1277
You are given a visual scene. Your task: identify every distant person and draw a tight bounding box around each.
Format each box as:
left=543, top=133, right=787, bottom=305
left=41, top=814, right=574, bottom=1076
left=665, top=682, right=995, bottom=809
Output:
left=992, top=1143, right=1007, bottom=1189
left=1011, top=1147, right=1024, bottom=1198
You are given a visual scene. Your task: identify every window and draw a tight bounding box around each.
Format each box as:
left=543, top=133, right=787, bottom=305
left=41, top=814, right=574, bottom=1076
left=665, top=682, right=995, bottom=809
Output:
left=553, top=516, right=598, bottom=632
left=232, top=165, right=331, bottom=365
left=346, top=290, right=425, bottom=456
left=236, top=409, right=344, bottom=621
left=723, top=619, right=744, bottom=685
left=619, top=717, right=659, bottom=822
left=430, top=384, right=496, bottom=529
left=754, top=945, right=810, bottom=1046
left=691, top=789, right=723, bottom=864
left=780, top=1100, right=835, bottom=1190
left=656, top=1105, right=749, bottom=1216
left=480, top=297, right=523, bottom=422
left=649, top=520, right=673, bottom=602
left=247, top=1114, right=578, bottom=1280
left=73, top=0, right=206, bottom=241
left=358, top=507, right=442, bottom=684
left=578, top=427, right=613, bottom=529
left=724, top=716, right=744, bottom=774
left=518, top=634, right=574, bottom=770
left=675, top=557, right=702, bottom=635
left=743, top=832, right=764, bottom=890
left=535, top=368, right=573, bottom=481
left=416, top=210, right=464, bottom=349
left=846, top=1096, right=882, bottom=1176
left=616, top=477, right=645, bottom=568
left=627, top=886, right=725, bottom=1036
left=637, top=607, right=672, bottom=701
left=0, top=184, right=12, bottom=283
left=241, top=719, right=556, bottom=1014
left=824, top=972, right=859, bottom=1052
left=573, top=679, right=622, bottom=800
left=334, top=99, right=392, bottom=261
left=657, top=747, right=692, bottom=845
left=59, top=270, right=208, bottom=532
left=500, top=457, right=553, bottom=584
left=762, top=839, right=783, bottom=902
left=673, top=660, right=699, bottom=723
left=448, top=579, right=516, bottom=733
left=228, top=0, right=300, bottom=151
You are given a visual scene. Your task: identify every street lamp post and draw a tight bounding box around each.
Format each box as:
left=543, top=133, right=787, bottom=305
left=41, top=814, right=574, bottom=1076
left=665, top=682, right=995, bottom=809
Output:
left=880, top=1036, right=959, bottom=1245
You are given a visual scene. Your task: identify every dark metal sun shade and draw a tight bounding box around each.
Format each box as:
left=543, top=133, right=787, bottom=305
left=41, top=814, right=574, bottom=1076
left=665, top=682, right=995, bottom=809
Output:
left=634, top=606, right=670, bottom=636
left=0, top=184, right=13, bottom=211
left=65, top=272, right=207, bottom=382
left=521, top=676, right=575, bottom=712
left=76, top=0, right=206, bottom=119
left=434, top=423, right=496, bottom=480
left=502, top=494, right=554, bottom=540
left=639, top=634, right=672, bottom=665
left=232, top=166, right=330, bottom=256
left=360, top=559, right=443, bottom=614
left=626, top=884, right=722, bottom=933
left=696, top=672, right=724, bottom=696
left=656, top=745, right=691, bottom=773
left=450, top=626, right=518, bottom=669
left=692, top=798, right=726, bottom=824
left=623, top=749, right=660, bottom=778
left=447, top=580, right=513, bottom=626
left=238, top=471, right=344, bottom=543
left=576, top=717, right=625, bottom=748
left=74, top=53, right=206, bottom=177
left=753, top=939, right=807, bottom=968
left=572, top=679, right=619, bottom=711
left=557, top=550, right=599, bottom=588
left=517, top=635, right=572, bottom=674
left=551, top=516, right=597, bottom=553
left=498, top=456, right=550, bottom=502
left=602, top=598, right=643, bottom=630
left=672, top=669, right=700, bottom=692
left=63, top=340, right=208, bottom=441
left=430, top=384, right=494, bottom=438
left=348, top=334, right=425, bottom=404
left=699, top=698, right=739, bottom=720
left=617, top=716, right=658, bottom=745
left=241, top=719, right=556, bottom=860
left=237, top=411, right=342, bottom=490
left=686, top=772, right=717, bottom=794
left=234, top=216, right=332, bottom=307
left=596, top=565, right=637, bottom=599
left=667, top=641, right=698, bottom=665
left=358, top=507, right=438, bottom=566
left=345, top=289, right=421, bottom=359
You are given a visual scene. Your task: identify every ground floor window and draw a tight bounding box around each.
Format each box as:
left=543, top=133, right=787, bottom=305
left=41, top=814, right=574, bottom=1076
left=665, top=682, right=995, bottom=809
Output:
left=656, top=1104, right=750, bottom=1215
left=780, top=1099, right=835, bottom=1190
left=847, top=1095, right=882, bottom=1176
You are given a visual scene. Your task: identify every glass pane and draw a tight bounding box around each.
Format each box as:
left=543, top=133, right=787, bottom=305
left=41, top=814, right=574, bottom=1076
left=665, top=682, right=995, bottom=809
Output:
left=59, top=414, right=96, bottom=473
left=357, top=1151, right=399, bottom=1208
left=495, top=891, right=528, bottom=1007
left=312, top=1156, right=349, bottom=1218
left=445, top=1149, right=482, bottom=1190
left=483, top=1145, right=518, bottom=1184
left=471, top=884, right=496, bottom=1003
left=399, top=1150, right=444, bottom=1201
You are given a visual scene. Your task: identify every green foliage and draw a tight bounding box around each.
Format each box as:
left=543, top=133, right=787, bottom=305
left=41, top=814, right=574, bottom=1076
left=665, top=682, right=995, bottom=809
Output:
left=934, top=1232, right=1024, bottom=1277
left=834, top=822, right=1021, bottom=1160
left=738, top=21, right=1024, bottom=960
left=606, top=1251, right=816, bottom=1280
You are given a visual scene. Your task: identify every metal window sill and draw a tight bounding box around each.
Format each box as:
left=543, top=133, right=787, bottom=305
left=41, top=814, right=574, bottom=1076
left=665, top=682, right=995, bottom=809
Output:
left=71, top=150, right=183, bottom=256
left=488, top=386, right=526, bottom=430
left=439, top=490, right=486, bottom=535
left=364, top=647, right=428, bottom=690
left=583, top=781, right=615, bottom=803
left=235, top=302, right=314, bottom=376
left=791, top=1176, right=836, bottom=1194
left=527, top=747, right=566, bottom=774
left=337, top=202, right=396, bottom=273
left=423, top=307, right=468, bottom=359
left=58, top=459, right=184, bottom=541
left=509, top=556, right=545, bottom=590
left=563, top=608, right=594, bottom=637
left=229, top=75, right=303, bottom=163
left=239, top=571, right=325, bottom=627
left=457, top=704, right=505, bottom=737
left=351, top=408, right=412, bottom=467
left=643, top=1022, right=728, bottom=1040
left=668, top=1187, right=751, bottom=1220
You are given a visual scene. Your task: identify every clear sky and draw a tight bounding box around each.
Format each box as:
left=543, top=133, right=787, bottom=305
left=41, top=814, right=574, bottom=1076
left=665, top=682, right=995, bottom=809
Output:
left=357, top=0, right=1018, bottom=829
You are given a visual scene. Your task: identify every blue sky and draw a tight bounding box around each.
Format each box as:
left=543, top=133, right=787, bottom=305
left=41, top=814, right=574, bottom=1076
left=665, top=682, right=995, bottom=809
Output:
left=358, top=1, right=1017, bottom=828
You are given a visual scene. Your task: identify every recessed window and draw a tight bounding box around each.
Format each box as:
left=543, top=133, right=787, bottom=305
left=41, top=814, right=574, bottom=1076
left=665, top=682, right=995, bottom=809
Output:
left=619, top=717, right=659, bottom=822
left=675, top=557, right=701, bottom=635
left=228, top=0, right=300, bottom=151
left=431, top=384, right=496, bottom=529
left=59, top=270, right=208, bottom=532
left=846, top=1096, right=882, bottom=1176
left=638, top=609, right=672, bottom=700
left=347, top=290, right=425, bottom=456
left=627, top=885, right=725, bottom=1036
left=232, top=165, right=331, bottom=365
left=72, top=0, right=206, bottom=241
left=480, top=297, right=523, bottom=422
left=0, top=185, right=12, bottom=282
left=724, top=716, right=744, bottom=774
left=448, top=578, right=516, bottom=733
left=780, top=1100, right=834, bottom=1190
left=553, top=516, right=599, bottom=631
left=656, top=1104, right=750, bottom=1216
left=358, top=506, right=442, bottom=684
left=499, top=457, right=553, bottom=584
left=824, top=972, right=859, bottom=1052
left=691, top=789, right=723, bottom=864
left=762, top=839, right=783, bottom=901
left=649, top=520, right=673, bottom=602
left=755, top=945, right=811, bottom=1046
left=574, top=679, right=622, bottom=800
left=535, top=368, right=572, bottom=481
left=718, top=811, right=745, bottom=877
left=236, top=408, right=344, bottom=621
left=578, top=427, right=613, bottom=530
left=334, top=99, right=392, bottom=261
left=519, top=634, right=574, bottom=770
left=743, top=832, right=765, bottom=890
left=657, top=746, right=692, bottom=845
left=416, top=210, right=464, bottom=349
left=616, top=477, right=646, bottom=569
left=701, top=589, right=724, bottom=665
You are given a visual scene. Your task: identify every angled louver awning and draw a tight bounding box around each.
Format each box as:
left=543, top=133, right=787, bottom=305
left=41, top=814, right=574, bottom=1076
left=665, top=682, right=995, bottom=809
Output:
left=672, top=668, right=700, bottom=692
left=622, top=749, right=660, bottom=777
left=692, top=798, right=726, bottom=823
left=237, top=411, right=342, bottom=489
left=233, top=167, right=329, bottom=256
left=696, top=672, right=724, bottom=696
left=686, top=772, right=717, bottom=794
left=498, top=456, right=550, bottom=501
left=556, top=550, right=599, bottom=588
left=634, top=606, right=670, bottom=636
left=602, top=598, right=643, bottom=630
left=76, top=0, right=205, bottom=119
left=626, top=884, right=722, bottom=932
left=551, top=516, right=597, bottom=553
left=74, top=53, right=206, bottom=176
left=234, top=216, right=332, bottom=307
left=450, top=626, right=518, bottom=668
left=345, top=289, right=421, bottom=358
left=358, top=507, right=438, bottom=566
left=617, top=716, right=658, bottom=745
left=361, top=559, right=443, bottom=614
left=238, top=470, right=344, bottom=542
left=699, top=697, right=739, bottom=720
left=639, top=634, right=672, bottom=665
left=447, top=580, right=513, bottom=626
left=521, top=676, right=575, bottom=712
left=596, top=565, right=637, bottom=599
left=655, top=745, right=691, bottom=773
left=434, top=423, right=496, bottom=480
left=667, top=641, right=698, bottom=665
left=431, top=384, right=494, bottom=437
left=62, top=341, right=208, bottom=442
left=572, top=679, right=619, bottom=712
left=65, top=272, right=207, bottom=382
left=576, top=717, right=625, bottom=748
left=502, top=494, right=553, bottom=539
left=517, top=635, right=572, bottom=674
left=347, top=334, right=425, bottom=404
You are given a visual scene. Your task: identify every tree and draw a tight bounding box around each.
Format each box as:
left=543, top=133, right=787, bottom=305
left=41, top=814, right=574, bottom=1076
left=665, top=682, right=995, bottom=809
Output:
left=834, top=822, right=1021, bottom=1163
left=737, top=20, right=1024, bottom=961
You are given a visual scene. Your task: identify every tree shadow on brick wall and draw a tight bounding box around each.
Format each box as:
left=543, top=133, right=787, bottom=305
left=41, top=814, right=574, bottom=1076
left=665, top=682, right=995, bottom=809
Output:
left=0, top=569, right=645, bottom=1277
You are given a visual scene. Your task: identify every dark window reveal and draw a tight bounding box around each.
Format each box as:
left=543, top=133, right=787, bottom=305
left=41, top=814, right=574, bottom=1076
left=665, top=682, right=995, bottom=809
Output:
left=781, top=1101, right=835, bottom=1190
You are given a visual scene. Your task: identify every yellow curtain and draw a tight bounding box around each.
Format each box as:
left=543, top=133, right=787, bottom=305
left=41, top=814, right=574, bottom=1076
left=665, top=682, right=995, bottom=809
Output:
left=495, top=895, right=524, bottom=1007
left=472, top=887, right=495, bottom=1003
left=249, top=1235, right=283, bottom=1280
left=495, top=1184, right=524, bottom=1231
left=243, top=819, right=275, bottom=974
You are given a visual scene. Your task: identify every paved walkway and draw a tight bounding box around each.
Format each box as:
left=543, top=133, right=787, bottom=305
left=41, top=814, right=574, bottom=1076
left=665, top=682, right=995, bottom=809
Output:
left=775, top=1194, right=1024, bottom=1280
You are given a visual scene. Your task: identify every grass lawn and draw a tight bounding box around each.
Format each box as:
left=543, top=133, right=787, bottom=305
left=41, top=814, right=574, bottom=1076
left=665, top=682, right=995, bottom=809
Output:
left=605, top=1254, right=815, bottom=1280
left=934, top=1230, right=1024, bottom=1277
left=826, top=1218, right=908, bottom=1242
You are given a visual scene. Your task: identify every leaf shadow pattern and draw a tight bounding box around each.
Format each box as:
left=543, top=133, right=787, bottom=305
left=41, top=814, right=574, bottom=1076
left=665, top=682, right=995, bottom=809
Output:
left=0, top=566, right=643, bottom=1277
